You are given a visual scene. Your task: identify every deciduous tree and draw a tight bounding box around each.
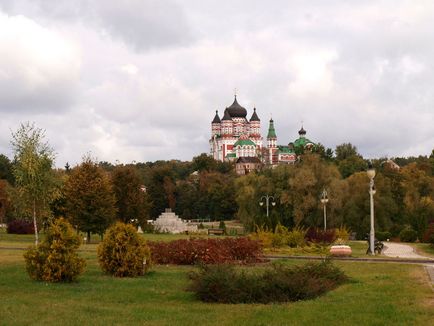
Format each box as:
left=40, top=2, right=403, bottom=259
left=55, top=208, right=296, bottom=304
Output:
left=112, top=165, right=151, bottom=227
left=64, top=157, right=116, bottom=242
left=11, top=123, right=56, bottom=245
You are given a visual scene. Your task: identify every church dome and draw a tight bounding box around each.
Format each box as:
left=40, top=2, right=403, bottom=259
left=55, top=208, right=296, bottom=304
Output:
left=226, top=96, right=247, bottom=118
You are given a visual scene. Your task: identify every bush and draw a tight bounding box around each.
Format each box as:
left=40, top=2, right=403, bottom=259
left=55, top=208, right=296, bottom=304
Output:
left=148, top=237, right=263, bottom=265
left=422, top=223, right=434, bottom=244
left=218, top=221, right=226, bottom=233
left=335, top=226, right=351, bottom=242
left=399, top=227, right=418, bottom=242
left=305, top=228, right=337, bottom=244
left=7, top=219, right=34, bottom=234
left=287, top=226, right=307, bottom=248
left=249, top=226, right=274, bottom=248
left=272, top=224, right=289, bottom=248
left=98, top=222, right=152, bottom=277
left=23, top=218, right=85, bottom=282
left=188, top=261, right=348, bottom=303
left=376, top=231, right=392, bottom=241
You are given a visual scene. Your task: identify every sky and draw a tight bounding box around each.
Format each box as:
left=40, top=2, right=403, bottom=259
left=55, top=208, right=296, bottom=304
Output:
left=0, top=0, right=433, bottom=167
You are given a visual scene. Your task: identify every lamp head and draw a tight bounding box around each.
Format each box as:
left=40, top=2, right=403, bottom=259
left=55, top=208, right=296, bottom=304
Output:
left=259, top=202, right=264, bottom=206
left=367, top=162, right=376, bottom=179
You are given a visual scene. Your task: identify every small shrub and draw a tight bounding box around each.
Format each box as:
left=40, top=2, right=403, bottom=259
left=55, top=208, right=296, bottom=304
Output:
left=422, top=223, right=434, bottom=243
left=249, top=225, right=274, bottom=248
left=376, top=231, right=392, bottom=241
left=23, top=218, right=85, bottom=282
left=335, top=226, right=351, bottom=242
left=271, top=224, right=289, bottom=248
left=399, top=227, right=418, bottom=242
left=188, top=261, right=348, bottom=303
left=148, top=237, right=263, bottom=265
left=98, top=222, right=152, bottom=277
left=287, top=226, right=307, bottom=248
left=7, top=219, right=34, bottom=234
left=305, top=228, right=337, bottom=244
left=218, top=220, right=227, bottom=233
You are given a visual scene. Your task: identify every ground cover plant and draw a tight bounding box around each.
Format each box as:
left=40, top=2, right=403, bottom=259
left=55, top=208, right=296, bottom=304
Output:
left=188, top=260, right=348, bottom=303
left=1, top=234, right=434, bottom=325
left=98, top=222, right=152, bottom=277
left=23, top=218, right=85, bottom=282
left=148, top=237, right=263, bottom=265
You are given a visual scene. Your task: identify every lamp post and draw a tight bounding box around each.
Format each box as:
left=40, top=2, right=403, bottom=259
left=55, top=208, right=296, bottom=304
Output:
left=320, top=189, right=329, bottom=231
left=259, top=194, right=276, bottom=217
left=367, top=162, right=376, bottom=255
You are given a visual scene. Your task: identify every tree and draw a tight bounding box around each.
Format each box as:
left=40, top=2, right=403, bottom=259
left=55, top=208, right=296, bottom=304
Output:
left=335, top=143, right=360, bottom=161
left=11, top=122, right=55, bottom=245
left=401, top=163, right=434, bottom=239
left=0, top=154, right=14, bottom=185
left=64, top=157, right=116, bottom=243
left=112, top=165, right=151, bottom=227
left=334, top=143, right=365, bottom=178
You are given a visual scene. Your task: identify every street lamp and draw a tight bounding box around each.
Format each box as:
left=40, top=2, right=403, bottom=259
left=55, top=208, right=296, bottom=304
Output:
left=259, top=194, right=276, bottom=217
left=367, top=162, right=376, bottom=255
left=320, top=189, right=329, bottom=231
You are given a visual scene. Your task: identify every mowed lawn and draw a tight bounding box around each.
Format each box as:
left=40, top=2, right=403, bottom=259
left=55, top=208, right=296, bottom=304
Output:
left=0, top=236, right=433, bottom=326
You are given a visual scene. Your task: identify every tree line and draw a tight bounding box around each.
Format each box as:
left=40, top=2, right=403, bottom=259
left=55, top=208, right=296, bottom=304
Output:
left=0, top=123, right=433, bottom=241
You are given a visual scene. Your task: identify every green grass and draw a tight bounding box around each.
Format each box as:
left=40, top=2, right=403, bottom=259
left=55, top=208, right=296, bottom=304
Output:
left=411, top=243, right=434, bottom=258
left=0, top=236, right=433, bottom=325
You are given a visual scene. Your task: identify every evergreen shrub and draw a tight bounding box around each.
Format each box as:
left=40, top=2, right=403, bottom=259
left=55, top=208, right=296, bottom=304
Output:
left=23, top=218, right=85, bottom=282
left=188, top=261, right=348, bottom=303
left=376, top=231, right=392, bottom=241
left=7, top=219, right=34, bottom=234
left=98, top=222, right=152, bottom=277
left=399, top=227, right=418, bottom=242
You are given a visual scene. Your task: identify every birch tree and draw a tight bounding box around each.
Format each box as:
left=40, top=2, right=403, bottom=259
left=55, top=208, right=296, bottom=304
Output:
left=11, top=122, right=55, bottom=245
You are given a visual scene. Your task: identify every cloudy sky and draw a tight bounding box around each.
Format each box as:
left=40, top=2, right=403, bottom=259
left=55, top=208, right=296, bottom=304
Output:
left=0, top=0, right=433, bottom=167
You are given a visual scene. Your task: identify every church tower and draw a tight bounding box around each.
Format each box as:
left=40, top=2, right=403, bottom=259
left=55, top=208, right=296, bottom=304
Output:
left=267, top=118, right=278, bottom=165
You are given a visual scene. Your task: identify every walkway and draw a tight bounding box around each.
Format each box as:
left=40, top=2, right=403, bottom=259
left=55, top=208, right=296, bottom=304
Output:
left=383, top=242, right=432, bottom=260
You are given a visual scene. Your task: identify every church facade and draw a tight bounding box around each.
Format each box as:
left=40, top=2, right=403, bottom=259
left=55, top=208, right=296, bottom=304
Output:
left=209, top=96, right=316, bottom=172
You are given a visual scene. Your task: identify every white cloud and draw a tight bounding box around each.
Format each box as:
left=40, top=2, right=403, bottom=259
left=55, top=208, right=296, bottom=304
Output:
left=0, top=13, right=80, bottom=113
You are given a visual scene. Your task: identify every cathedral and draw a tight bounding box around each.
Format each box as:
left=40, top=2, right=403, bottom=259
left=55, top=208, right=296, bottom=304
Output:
left=209, top=96, right=316, bottom=173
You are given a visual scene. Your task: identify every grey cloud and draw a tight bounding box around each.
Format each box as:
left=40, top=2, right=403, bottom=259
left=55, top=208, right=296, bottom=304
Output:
left=0, top=0, right=194, bottom=51
left=0, top=1, right=434, bottom=166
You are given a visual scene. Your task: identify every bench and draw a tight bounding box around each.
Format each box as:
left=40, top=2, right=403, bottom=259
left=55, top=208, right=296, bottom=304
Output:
left=208, top=228, right=225, bottom=235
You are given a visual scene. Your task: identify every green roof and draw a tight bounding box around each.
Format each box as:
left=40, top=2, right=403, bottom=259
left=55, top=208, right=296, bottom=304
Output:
left=267, top=119, right=277, bottom=139
left=278, top=145, right=295, bottom=154
left=233, top=139, right=256, bottom=147
left=294, top=137, right=315, bottom=149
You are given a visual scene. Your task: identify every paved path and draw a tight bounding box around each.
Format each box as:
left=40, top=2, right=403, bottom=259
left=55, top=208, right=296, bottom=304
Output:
left=383, top=242, right=433, bottom=260
left=383, top=242, right=434, bottom=286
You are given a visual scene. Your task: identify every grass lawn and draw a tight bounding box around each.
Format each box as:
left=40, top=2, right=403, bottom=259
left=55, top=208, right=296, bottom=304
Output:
left=0, top=236, right=433, bottom=325
left=411, top=243, right=434, bottom=258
